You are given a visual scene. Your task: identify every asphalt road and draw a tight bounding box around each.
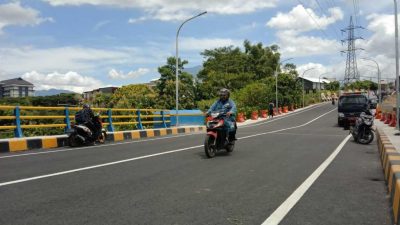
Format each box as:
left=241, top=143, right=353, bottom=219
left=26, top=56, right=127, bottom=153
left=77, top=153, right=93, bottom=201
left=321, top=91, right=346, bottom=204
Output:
left=0, top=103, right=392, bottom=225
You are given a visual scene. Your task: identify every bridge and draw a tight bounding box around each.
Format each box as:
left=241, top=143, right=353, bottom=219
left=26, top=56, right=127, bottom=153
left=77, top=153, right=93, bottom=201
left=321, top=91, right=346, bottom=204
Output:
left=0, top=102, right=395, bottom=225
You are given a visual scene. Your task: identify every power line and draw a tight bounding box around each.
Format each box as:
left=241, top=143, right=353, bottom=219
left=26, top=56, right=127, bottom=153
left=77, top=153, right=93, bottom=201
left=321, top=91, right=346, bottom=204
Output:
left=313, top=0, right=342, bottom=40
left=296, top=0, right=333, bottom=40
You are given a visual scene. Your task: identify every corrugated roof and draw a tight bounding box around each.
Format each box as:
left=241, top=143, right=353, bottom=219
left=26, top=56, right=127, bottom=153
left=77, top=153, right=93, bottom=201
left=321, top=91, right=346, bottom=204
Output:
left=0, top=77, right=33, bottom=86
left=301, top=77, right=331, bottom=83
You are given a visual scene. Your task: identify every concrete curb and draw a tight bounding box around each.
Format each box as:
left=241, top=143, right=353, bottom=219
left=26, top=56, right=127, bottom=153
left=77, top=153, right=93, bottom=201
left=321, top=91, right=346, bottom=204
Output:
left=0, top=126, right=206, bottom=153
left=376, top=128, right=400, bottom=224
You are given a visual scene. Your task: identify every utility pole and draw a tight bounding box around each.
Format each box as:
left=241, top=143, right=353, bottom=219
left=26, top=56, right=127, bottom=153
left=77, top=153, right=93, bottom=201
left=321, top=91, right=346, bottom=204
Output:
left=341, top=16, right=364, bottom=85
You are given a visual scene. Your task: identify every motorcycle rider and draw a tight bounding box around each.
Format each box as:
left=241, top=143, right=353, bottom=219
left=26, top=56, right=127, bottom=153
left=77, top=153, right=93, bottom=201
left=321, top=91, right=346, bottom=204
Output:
left=76, top=104, right=99, bottom=141
left=206, top=88, right=237, bottom=142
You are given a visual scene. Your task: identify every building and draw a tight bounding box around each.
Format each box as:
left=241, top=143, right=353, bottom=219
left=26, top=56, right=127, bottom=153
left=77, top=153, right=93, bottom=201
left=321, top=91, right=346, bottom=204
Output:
left=83, top=87, right=119, bottom=101
left=0, top=77, right=34, bottom=98
left=299, top=77, right=332, bottom=92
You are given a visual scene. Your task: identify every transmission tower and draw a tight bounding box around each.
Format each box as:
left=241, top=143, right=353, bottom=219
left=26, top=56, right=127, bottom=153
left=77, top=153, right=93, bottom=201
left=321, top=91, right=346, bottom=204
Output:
left=341, top=16, right=364, bottom=85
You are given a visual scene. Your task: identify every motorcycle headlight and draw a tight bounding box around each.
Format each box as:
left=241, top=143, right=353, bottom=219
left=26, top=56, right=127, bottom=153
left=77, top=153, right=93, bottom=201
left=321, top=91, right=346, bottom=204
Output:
left=365, top=120, right=372, bottom=126
left=339, top=113, right=345, bottom=117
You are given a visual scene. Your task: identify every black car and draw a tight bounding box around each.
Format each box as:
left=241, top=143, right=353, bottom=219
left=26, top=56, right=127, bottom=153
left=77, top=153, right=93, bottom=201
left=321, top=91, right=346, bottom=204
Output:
left=338, top=93, right=369, bottom=127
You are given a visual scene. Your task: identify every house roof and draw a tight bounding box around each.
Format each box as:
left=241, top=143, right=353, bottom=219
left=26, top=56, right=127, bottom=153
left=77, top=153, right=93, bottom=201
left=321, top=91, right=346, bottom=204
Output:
left=301, top=77, right=331, bottom=83
left=0, top=77, right=33, bottom=86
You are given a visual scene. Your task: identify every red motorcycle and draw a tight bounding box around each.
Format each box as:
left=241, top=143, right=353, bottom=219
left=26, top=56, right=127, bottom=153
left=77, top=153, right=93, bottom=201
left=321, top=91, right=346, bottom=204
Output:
left=204, top=111, right=236, bottom=158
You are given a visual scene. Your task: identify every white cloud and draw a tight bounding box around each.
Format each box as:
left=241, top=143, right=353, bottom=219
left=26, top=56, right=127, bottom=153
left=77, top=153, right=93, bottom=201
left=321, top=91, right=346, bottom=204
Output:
left=180, top=37, right=242, bottom=51
left=0, top=46, right=164, bottom=75
left=92, top=20, right=110, bottom=31
left=297, top=63, right=328, bottom=78
left=266, top=4, right=343, bottom=33
left=277, top=31, right=340, bottom=57
left=22, top=71, right=104, bottom=93
left=108, top=68, right=150, bottom=79
left=0, top=2, right=53, bottom=34
left=43, top=0, right=277, bottom=21
left=128, top=16, right=148, bottom=24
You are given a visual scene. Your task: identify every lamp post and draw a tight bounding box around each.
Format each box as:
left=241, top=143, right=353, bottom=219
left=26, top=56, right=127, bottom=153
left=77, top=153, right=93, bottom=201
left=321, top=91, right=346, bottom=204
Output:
left=394, top=0, right=400, bottom=131
left=318, top=72, right=331, bottom=102
left=361, top=57, right=381, bottom=104
left=302, top=68, right=315, bottom=108
left=275, top=58, right=293, bottom=113
left=175, top=11, right=207, bottom=127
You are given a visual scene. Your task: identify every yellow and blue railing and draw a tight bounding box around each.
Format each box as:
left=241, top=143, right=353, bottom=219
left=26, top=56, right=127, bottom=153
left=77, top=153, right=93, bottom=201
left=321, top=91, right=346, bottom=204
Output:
left=0, top=106, right=170, bottom=138
left=0, top=106, right=205, bottom=138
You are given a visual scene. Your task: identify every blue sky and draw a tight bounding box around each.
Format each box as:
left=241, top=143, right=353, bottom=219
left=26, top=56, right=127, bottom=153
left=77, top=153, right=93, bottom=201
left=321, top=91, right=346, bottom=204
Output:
left=0, top=0, right=396, bottom=92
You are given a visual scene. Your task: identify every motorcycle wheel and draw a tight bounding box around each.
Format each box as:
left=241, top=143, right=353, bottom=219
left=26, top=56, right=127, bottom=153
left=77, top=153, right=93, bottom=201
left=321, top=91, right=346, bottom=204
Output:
left=357, top=130, right=374, bottom=145
left=226, top=141, right=235, bottom=153
left=204, top=135, right=216, bottom=158
left=98, top=131, right=106, bottom=144
left=68, top=135, right=79, bottom=147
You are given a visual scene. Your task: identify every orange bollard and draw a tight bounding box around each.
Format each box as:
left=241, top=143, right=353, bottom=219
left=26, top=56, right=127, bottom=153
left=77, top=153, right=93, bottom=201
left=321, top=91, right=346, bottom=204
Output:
left=390, top=112, right=397, bottom=127
left=278, top=107, right=282, bottom=114
left=289, top=105, right=294, bottom=111
left=283, top=106, right=289, bottom=113
left=237, top=113, right=245, bottom=122
left=385, top=113, right=392, bottom=124
left=273, top=108, right=278, bottom=116
left=261, top=110, right=268, bottom=118
left=251, top=111, right=258, bottom=120
left=380, top=112, right=386, bottom=122
left=375, top=111, right=381, bottom=120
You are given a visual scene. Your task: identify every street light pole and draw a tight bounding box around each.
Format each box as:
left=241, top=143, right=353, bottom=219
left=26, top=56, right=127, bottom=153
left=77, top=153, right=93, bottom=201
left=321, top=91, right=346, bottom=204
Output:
left=302, top=68, right=315, bottom=108
left=275, top=58, right=293, bottom=113
left=395, top=0, right=400, bottom=131
left=175, top=11, right=207, bottom=127
left=361, top=58, right=381, bottom=104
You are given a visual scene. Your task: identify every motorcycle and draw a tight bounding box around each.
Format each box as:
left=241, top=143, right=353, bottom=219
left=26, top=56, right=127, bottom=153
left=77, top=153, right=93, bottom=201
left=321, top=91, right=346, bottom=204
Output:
left=350, top=112, right=374, bottom=144
left=204, top=111, right=236, bottom=158
left=67, top=114, right=107, bottom=147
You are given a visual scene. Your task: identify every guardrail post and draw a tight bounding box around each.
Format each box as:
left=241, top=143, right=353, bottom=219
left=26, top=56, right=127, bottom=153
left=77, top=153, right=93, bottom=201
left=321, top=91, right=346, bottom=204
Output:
left=107, top=109, right=114, bottom=132
left=64, top=106, right=71, bottom=132
left=14, top=106, right=23, bottom=138
left=161, top=110, right=167, bottom=128
left=136, top=110, right=143, bottom=130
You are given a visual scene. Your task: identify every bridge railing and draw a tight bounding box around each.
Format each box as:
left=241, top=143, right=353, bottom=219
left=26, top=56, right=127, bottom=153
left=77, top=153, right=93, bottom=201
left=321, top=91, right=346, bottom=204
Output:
left=0, top=106, right=188, bottom=138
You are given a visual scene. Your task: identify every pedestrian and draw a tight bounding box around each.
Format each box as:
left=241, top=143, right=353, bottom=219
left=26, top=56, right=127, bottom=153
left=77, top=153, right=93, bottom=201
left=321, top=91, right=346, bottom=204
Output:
left=268, top=101, right=274, bottom=118
left=331, top=93, right=335, bottom=105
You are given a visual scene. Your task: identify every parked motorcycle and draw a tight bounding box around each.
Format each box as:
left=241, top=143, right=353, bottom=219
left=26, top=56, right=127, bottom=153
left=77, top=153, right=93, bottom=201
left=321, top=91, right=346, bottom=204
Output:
left=67, top=114, right=107, bottom=147
left=204, top=111, right=236, bottom=158
left=350, top=112, right=374, bottom=144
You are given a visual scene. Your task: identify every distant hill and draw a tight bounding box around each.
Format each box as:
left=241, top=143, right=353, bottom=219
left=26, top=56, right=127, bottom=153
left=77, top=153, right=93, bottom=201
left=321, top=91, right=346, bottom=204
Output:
left=35, top=89, right=76, bottom=96
left=183, top=65, right=202, bottom=77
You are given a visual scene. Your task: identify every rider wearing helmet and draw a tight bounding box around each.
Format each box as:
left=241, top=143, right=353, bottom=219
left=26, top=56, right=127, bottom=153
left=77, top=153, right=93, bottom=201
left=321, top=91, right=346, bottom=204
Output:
left=77, top=104, right=98, bottom=141
left=206, top=88, right=237, bottom=141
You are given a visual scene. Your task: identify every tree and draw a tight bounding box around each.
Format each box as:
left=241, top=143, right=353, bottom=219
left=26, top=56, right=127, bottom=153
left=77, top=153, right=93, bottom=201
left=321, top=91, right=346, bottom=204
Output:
left=156, top=57, right=196, bottom=109
left=110, top=84, right=157, bottom=109
left=325, top=81, right=340, bottom=91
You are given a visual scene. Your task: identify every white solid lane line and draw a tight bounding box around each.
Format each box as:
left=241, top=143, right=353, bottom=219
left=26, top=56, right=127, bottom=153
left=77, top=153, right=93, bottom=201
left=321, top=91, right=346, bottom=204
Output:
left=0, top=107, right=338, bottom=187
left=0, top=103, right=329, bottom=160
left=261, top=134, right=352, bottom=225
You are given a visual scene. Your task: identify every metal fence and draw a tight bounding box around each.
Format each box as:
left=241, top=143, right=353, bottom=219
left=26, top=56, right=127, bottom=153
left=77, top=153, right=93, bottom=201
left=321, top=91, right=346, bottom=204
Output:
left=0, top=106, right=178, bottom=138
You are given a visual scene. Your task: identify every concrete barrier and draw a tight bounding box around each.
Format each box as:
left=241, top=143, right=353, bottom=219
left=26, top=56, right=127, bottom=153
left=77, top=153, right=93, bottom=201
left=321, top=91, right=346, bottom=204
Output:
left=0, top=126, right=206, bottom=153
left=376, top=128, right=400, bottom=224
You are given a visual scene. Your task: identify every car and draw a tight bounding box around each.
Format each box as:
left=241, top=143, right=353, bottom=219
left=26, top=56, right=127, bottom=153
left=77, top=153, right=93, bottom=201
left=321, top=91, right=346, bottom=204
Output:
left=338, top=93, right=369, bottom=127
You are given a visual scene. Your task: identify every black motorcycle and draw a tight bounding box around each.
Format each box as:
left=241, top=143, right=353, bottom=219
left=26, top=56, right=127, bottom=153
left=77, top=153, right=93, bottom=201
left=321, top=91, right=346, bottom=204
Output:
left=67, top=114, right=106, bottom=147
left=350, top=112, right=374, bottom=144
left=204, top=111, right=236, bottom=158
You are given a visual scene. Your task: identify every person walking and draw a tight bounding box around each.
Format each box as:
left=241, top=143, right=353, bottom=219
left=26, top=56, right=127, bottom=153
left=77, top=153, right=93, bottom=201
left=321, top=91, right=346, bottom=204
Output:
left=268, top=101, right=274, bottom=118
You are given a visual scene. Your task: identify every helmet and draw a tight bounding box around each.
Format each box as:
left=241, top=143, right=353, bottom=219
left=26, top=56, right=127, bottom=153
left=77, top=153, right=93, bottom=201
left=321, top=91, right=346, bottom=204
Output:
left=83, top=104, right=90, bottom=109
left=219, top=88, right=230, bottom=98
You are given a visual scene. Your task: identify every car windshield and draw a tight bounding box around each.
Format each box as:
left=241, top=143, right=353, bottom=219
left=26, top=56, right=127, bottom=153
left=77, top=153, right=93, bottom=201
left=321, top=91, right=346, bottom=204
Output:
left=339, top=96, right=367, bottom=104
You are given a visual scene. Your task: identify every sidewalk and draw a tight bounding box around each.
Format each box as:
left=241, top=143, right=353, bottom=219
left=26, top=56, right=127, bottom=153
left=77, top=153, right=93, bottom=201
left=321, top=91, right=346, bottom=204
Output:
left=374, top=119, right=400, bottom=152
left=236, top=102, right=327, bottom=127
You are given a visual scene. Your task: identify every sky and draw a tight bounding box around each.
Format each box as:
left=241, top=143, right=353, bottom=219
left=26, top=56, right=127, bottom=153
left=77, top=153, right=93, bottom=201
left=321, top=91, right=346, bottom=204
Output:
left=0, top=0, right=397, bottom=93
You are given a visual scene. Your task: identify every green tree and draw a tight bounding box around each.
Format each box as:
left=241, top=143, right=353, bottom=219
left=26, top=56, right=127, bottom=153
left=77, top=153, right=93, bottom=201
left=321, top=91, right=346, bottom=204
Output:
left=325, top=81, right=340, bottom=91
left=156, top=57, right=196, bottom=109
left=110, top=84, right=157, bottom=109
